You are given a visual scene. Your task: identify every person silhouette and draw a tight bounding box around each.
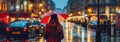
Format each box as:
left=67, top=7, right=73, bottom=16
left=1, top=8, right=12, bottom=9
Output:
left=43, top=14, right=64, bottom=42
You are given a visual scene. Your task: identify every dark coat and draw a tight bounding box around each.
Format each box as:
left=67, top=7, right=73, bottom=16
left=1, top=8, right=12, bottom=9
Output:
left=44, top=24, right=64, bottom=42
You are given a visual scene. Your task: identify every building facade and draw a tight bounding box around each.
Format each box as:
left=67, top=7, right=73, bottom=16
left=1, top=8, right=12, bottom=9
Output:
left=66, top=0, right=120, bottom=23
left=66, top=0, right=86, bottom=16
left=84, top=0, right=120, bottom=22
left=0, top=0, right=55, bottom=24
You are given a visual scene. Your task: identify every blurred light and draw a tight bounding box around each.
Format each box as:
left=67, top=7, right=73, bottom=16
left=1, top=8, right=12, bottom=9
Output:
left=39, top=3, right=43, bottom=7
left=78, top=11, right=81, bottom=14
left=6, top=27, right=10, bottom=32
left=118, top=10, right=120, bottom=13
left=16, top=5, right=20, bottom=9
left=49, top=10, right=52, bottom=13
left=29, top=4, right=33, bottom=7
left=69, top=13, right=73, bottom=16
left=0, top=4, right=1, bottom=10
left=88, top=7, right=92, bottom=13
left=24, top=27, right=27, bottom=31
left=24, top=0, right=27, bottom=5
left=39, top=11, right=42, bottom=14
left=41, top=8, right=45, bottom=11
left=87, top=30, right=93, bottom=42
left=82, top=28, right=85, bottom=42
left=6, top=16, right=9, bottom=18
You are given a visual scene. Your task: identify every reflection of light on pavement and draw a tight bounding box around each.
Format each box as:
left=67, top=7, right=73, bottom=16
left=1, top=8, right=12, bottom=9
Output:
left=69, top=28, right=73, bottom=42
left=82, top=28, right=85, bottom=42
left=87, top=30, right=93, bottom=42
left=39, top=37, right=44, bottom=42
left=65, top=21, right=73, bottom=42
left=78, top=26, right=80, bottom=37
left=64, top=28, right=73, bottom=42
left=66, top=22, right=70, bottom=29
left=78, top=26, right=80, bottom=42
left=64, top=28, right=68, bottom=42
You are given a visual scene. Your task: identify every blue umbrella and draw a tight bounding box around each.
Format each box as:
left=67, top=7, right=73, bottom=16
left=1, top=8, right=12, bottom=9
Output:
left=90, top=21, right=97, bottom=25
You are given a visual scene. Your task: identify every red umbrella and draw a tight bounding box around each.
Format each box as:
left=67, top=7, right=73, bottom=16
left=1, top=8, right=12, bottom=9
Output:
left=41, top=13, right=68, bottom=24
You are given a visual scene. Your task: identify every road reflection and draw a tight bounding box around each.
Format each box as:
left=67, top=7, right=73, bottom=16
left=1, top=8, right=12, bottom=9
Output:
left=3, top=22, right=96, bottom=42
left=35, top=22, right=95, bottom=42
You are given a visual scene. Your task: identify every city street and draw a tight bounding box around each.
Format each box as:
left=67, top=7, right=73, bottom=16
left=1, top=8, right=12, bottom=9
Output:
left=0, top=0, right=120, bottom=42
left=0, top=22, right=119, bottom=42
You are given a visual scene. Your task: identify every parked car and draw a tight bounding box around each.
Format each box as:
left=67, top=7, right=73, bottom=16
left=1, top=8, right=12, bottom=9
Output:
left=6, top=20, right=31, bottom=40
left=29, top=20, right=43, bottom=37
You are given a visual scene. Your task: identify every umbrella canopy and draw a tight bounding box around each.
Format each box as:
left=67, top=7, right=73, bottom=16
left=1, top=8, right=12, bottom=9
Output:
left=90, top=21, right=97, bottom=25
left=41, top=12, right=68, bottom=24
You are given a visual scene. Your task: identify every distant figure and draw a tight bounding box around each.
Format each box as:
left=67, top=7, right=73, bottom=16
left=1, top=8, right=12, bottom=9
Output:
left=43, top=14, right=64, bottom=42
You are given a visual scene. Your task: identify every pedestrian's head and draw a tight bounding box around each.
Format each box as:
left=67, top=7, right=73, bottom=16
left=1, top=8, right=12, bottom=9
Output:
left=48, top=14, right=60, bottom=25
left=51, top=14, right=58, bottom=21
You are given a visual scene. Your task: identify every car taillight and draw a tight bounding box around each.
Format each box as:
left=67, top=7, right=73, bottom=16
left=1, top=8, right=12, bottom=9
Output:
left=6, top=40, right=10, bottom=42
left=6, top=27, right=10, bottom=32
left=24, top=28, right=27, bottom=31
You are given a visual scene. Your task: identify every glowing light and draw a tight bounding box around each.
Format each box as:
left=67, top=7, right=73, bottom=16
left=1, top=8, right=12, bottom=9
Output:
left=6, top=16, right=9, bottom=18
left=39, top=3, right=43, bottom=7
left=41, top=8, right=45, bottom=11
left=78, top=11, right=81, bottom=14
left=16, top=5, right=20, bottom=9
left=88, top=7, right=92, bottom=13
left=69, top=13, right=73, bottom=16
left=24, top=1, right=27, bottom=5
left=29, top=4, right=33, bottom=7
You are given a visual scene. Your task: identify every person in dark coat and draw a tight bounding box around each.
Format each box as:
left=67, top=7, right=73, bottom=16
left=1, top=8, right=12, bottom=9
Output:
left=43, top=14, right=64, bottom=42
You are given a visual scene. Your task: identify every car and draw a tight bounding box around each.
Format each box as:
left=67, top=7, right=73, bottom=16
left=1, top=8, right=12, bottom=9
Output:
left=29, top=20, right=43, bottom=37
left=6, top=20, right=30, bottom=40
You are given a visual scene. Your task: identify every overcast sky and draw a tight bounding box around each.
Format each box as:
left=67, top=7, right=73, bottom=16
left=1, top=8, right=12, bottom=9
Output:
left=52, top=0, right=68, bottom=9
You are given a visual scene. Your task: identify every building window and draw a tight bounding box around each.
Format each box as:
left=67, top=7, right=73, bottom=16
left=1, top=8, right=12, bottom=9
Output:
left=110, top=6, right=116, bottom=13
left=99, top=0, right=105, bottom=4
left=92, top=0, right=96, bottom=4
left=99, top=7, right=105, bottom=13
left=20, top=4, right=24, bottom=12
left=10, top=3, right=15, bottom=12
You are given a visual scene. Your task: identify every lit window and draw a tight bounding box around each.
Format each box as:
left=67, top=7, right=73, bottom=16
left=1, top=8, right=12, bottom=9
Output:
left=24, top=0, right=27, bottom=5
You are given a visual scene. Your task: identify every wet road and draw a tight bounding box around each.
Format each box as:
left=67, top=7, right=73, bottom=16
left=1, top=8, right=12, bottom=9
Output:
left=0, top=22, right=120, bottom=42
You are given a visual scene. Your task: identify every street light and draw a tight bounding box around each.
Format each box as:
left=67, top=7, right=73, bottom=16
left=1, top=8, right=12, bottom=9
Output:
left=39, top=3, right=43, bottom=7
left=41, top=8, right=45, bottom=12
left=78, top=11, right=81, bottom=14
left=78, top=11, right=82, bottom=15
left=87, top=7, right=92, bottom=13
